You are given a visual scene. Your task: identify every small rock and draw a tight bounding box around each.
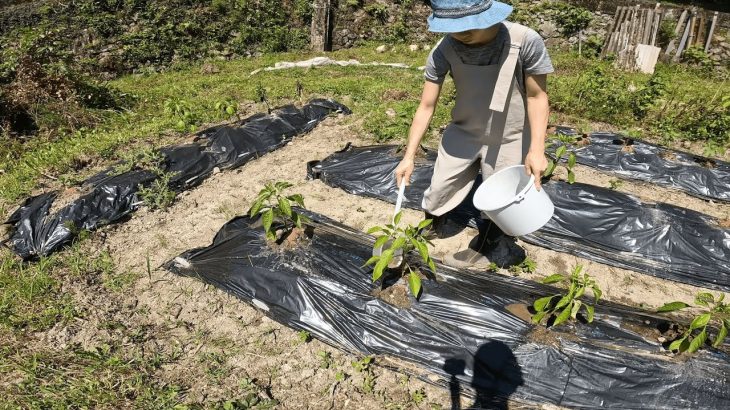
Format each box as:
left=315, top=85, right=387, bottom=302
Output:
left=409, top=44, right=419, bottom=52
left=376, top=45, right=388, bottom=53
left=385, top=108, right=397, bottom=118
left=212, top=167, right=221, bottom=175
left=682, top=141, right=692, bottom=148
left=658, top=336, right=667, bottom=343
left=201, top=63, right=220, bottom=74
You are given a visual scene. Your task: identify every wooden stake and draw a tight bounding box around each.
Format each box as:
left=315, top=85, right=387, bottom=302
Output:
left=673, top=10, right=693, bottom=61
left=687, top=10, right=697, bottom=49
left=643, top=9, right=654, bottom=44
left=666, top=9, right=688, bottom=54
left=603, top=6, right=625, bottom=56
left=706, top=11, right=719, bottom=53
left=310, top=0, right=332, bottom=52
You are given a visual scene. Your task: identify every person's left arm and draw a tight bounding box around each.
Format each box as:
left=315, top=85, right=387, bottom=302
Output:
left=523, top=73, right=549, bottom=191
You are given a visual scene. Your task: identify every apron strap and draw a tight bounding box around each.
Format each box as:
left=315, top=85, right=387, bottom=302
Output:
left=489, top=23, right=530, bottom=113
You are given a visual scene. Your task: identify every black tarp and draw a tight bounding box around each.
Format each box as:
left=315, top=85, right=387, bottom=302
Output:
left=166, top=210, right=730, bottom=408
left=307, top=144, right=730, bottom=291
left=3, top=99, right=350, bottom=259
left=548, top=129, right=730, bottom=202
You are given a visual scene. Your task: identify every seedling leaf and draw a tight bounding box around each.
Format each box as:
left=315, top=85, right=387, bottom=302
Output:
left=690, top=313, right=711, bottom=330
left=262, top=208, right=274, bottom=234
left=533, top=296, right=554, bottom=312
left=408, top=270, right=422, bottom=298
left=393, top=211, right=403, bottom=226
left=584, top=304, right=595, bottom=323
left=278, top=197, right=292, bottom=217
left=367, top=226, right=383, bottom=234
left=542, top=274, right=564, bottom=284
left=657, top=301, right=690, bottom=313
left=695, top=292, right=715, bottom=307
left=713, top=321, right=728, bottom=348
left=374, top=235, right=389, bottom=251
left=571, top=300, right=582, bottom=319
left=417, top=219, right=433, bottom=230
left=553, top=304, right=572, bottom=327
left=688, top=329, right=707, bottom=353
left=668, top=337, right=686, bottom=352
left=531, top=310, right=547, bottom=324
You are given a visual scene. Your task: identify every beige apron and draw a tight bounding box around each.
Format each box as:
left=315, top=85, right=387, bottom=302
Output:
left=422, top=23, right=532, bottom=216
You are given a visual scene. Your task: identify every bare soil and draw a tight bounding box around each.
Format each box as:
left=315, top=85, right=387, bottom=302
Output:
left=371, top=281, right=412, bottom=309
left=14, top=114, right=729, bottom=408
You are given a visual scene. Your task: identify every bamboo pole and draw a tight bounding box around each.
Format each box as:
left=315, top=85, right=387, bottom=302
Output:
left=705, top=11, right=719, bottom=53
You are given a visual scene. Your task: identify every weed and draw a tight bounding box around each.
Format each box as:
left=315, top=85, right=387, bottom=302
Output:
left=509, top=257, right=537, bottom=276
left=248, top=181, right=309, bottom=242
left=318, top=350, right=333, bottom=369
left=365, top=212, right=437, bottom=298
left=608, top=179, right=623, bottom=190
left=411, top=388, right=427, bottom=405
left=137, top=171, right=177, bottom=211
left=298, top=330, right=312, bottom=344
left=657, top=292, right=729, bottom=353
left=351, top=355, right=374, bottom=373
left=365, top=4, right=389, bottom=23
left=532, top=265, right=601, bottom=327
left=164, top=97, right=198, bottom=132
left=214, top=99, right=238, bottom=118
left=335, top=370, right=346, bottom=382
left=703, top=140, right=725, bottom=158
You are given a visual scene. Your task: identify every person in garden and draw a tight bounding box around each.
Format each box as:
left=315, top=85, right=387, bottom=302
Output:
left=394, top=0, right=553, bottom=268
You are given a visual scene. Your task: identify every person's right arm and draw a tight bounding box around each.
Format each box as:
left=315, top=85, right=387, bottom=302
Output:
left=394, top=81, right=442, bottom=187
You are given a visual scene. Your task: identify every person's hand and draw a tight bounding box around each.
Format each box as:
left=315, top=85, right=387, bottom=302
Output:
left=524, top=150, right=548, bottom=191
left=394, top=157, right=415, bottom=187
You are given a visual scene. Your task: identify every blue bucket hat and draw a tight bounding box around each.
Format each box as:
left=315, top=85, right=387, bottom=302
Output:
left=428, top=0, right=513, bottom=33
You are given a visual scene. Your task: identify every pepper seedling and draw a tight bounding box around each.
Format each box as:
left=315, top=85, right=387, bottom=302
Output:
left=657, top=292, right=729, bottom=353
left=248, top=181, right=308, bottom=241
left=531, top=265, right=602, bottom=327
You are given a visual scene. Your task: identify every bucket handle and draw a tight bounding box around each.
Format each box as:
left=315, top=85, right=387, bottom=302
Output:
left=513, top=175, right=535, bottom=203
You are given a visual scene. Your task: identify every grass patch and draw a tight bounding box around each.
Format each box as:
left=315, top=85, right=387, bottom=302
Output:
left=2, top=45, right=729, bottom=208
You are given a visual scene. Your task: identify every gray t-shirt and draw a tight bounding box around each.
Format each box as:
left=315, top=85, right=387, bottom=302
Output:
left=424, top=21, right=554, bottom=91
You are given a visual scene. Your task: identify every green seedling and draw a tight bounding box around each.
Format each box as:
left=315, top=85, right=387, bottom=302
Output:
left=317, top=350, right=332, bottom=369
left=544, top=144, right=577, bottom=184
left=334, top=371, right=346, bottom=382
left=364, top=211, right=436, bottom=299
left=657, top=292, right=729, bottom=353
left=248, top=181, right=309, bottom=242
left=214, top=99, right=238, bottom=117
left=411, top=388, right=427, bottom=405
left=608, top=178, right=623, bottom=190
left=297, top=330, right=312, bottom=344
left=509, top=257, right=537, bottom=276
left=351, top=355, right=374, bottom=373
left=531, top=265, right=601, bottom=327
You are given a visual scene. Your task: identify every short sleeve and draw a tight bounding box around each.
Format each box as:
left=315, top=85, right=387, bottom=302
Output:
left=520, top=28, right=554, bottom=76
left=424, top=39, right=451, bottom=84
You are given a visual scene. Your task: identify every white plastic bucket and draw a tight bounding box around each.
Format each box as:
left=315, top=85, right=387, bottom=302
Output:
left=473, top=165, right=554, bottom=237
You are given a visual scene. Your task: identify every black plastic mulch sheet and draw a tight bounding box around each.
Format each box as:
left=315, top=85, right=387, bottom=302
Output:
left=3, top=99, right=350, bottom=259
left=548, top=128, right=730, bottom=202
left=166, top=211, right=730, bottom=408
left=307, top=144, right=730, bottom=292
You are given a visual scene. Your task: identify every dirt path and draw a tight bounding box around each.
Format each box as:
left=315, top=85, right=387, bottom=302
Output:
left=35, top=114, right=726, bottom=408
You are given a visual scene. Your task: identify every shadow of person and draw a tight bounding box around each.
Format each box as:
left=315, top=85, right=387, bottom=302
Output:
left=444, top=358, right=467, bottom=410
left=471, top=341, right=524, bottom=409
left=443, top=341, right=524, bottom=410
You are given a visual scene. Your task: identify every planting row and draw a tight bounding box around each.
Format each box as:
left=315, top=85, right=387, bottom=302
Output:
left=548, top=129, right=730, bottom=202
left=167, top=192, right=730, bottom=407
left=308, top=144, right=730, bottom=291
left=2, top=99, right=350, bottom=259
